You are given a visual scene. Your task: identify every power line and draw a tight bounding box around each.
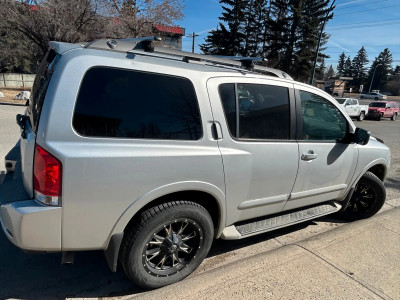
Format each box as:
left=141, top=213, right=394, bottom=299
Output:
left=334, top=0, right=390, bottom=11
left=334, top=4, right=400, bottom=16
left=329, top=21, right=400, bottom=30
left=327, top=17, right=399, bottom=28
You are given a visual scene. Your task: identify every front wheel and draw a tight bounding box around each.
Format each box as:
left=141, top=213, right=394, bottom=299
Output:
left=119, top=201, right=214, bottom=289
left=336, top=172, right=386, bottom=221
left=377, top=113, right=383, bottom=121
left=357, top=112, right=365, bottom=121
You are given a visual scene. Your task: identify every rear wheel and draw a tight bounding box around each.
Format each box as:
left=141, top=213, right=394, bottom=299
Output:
left=119, top=201, right=214, bottom=289
left=337, top=172, right=386, bottom=221
left=357, top=112, right=365, bottom=121
left=360, top=96, right=365, bottom=99
left=375, top=97, right=379, bottom=100
left=391, top=113, right=397, bottom=121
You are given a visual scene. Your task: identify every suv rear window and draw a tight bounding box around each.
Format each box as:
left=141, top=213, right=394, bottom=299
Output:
left=73, top=67, right=202, bottom=140
left=29, top=49, right=59, bottom=132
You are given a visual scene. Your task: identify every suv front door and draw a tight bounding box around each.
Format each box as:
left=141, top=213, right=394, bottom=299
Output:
left=284, top=86, right=357, bottom=211
left=207, top=78, right=298, bottom=224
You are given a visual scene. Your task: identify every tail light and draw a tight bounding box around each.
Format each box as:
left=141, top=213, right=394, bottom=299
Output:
left=33, top=144, right=62, bottom=206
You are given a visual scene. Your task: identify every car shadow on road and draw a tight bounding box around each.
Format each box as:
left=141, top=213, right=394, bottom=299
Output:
left=0, top=218, right=323, bottom=300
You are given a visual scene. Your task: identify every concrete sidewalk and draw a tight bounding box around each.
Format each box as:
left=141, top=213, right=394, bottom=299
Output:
left=135, top=207, right=400, bottom=300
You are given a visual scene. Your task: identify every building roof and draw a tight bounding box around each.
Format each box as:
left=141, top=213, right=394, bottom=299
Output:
left=153, top=25, right=183, bottom=35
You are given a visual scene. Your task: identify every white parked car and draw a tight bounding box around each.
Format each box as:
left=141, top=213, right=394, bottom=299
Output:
left=360, top=92, right=387, bottom=100
left=335, top=98, right=369, bottom=121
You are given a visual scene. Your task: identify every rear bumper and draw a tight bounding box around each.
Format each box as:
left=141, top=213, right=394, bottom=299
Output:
left=0, top=200, right=61, bottom=251
left=1, top=151, right=62, bottom=251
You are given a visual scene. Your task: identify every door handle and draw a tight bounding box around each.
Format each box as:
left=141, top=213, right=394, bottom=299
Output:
left=301, top=150, right=318, bottom=161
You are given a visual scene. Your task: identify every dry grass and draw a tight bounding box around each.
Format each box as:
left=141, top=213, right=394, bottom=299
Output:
left=0, top=88, right=29, bottom=105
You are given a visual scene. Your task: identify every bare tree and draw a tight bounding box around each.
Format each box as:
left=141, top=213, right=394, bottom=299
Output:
left=105, top=0, right=184, bottom=38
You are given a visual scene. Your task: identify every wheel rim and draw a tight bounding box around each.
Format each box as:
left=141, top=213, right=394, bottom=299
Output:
left=142, top=218, right=203, bottom=277
left=348, top=181, right=377, bottom=213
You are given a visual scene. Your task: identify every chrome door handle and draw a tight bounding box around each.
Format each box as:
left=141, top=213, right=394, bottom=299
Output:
left=301, top=150, right=318, bottom=161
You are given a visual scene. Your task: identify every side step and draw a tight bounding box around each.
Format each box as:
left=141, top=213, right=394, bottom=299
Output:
left=221, top=202, right=342, bottom=240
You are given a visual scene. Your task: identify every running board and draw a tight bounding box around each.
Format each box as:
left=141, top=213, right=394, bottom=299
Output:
left=220, top=202, right=342, bottom=240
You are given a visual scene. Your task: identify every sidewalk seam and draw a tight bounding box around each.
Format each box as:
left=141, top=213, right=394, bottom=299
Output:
left=292, top=243, right=392, bottom=300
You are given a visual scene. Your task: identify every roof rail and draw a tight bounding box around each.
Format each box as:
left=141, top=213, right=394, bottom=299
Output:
left=84, top=37, right=293, bottom=80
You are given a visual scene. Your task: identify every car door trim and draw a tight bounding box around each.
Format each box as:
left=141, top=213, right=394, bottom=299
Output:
left=289, top=184, right=347, bottom=200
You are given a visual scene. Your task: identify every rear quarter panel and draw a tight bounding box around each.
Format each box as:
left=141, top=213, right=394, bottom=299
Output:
left=37, top=50, right=226, bottom=250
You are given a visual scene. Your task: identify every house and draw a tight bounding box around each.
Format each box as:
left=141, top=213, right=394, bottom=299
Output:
left=153, top=25, right=185, bottom=50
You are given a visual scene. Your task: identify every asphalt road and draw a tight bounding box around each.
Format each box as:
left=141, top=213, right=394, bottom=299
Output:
left=0, top=104, right=399, bottom=299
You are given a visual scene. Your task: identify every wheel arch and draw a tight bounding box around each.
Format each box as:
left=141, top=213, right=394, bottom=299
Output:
left=104, top=182, right=225, bottom=272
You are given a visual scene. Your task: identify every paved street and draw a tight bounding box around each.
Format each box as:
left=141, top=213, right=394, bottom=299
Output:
left=0, top=104, right=399, bottom=299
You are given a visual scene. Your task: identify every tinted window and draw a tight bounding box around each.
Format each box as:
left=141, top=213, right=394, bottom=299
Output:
left=300, top=91, right=347, bottom=141
left=335, top=98, right=346, bottom=104
left=352, top=99, right=358, bottom=105
left=219, top=83, right=237, bottom=136
left=369, top=102, right=385, bottom=108
left=29, top=49, right=59, bottom=132
left=218, top=83, right=290, bottom=140
left=73, top=68, right=202, bottom=140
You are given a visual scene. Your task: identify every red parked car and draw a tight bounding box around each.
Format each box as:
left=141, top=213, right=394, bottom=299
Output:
left=368, top=101, right=399, bottom=121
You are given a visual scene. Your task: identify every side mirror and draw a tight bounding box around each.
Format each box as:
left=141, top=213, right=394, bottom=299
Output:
left=353, top=128, right=370, bottom=145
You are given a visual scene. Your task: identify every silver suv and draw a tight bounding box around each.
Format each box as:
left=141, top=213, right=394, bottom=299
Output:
left=0, top=37, right=391, bottom=289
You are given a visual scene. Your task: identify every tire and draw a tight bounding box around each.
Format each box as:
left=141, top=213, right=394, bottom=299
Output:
left=357, top=111, right=365, bottom=121
left=360, top=96, right=365, bottom=99
left=391, top=113, right=396, bottom=121
left=377, top=113, right=382, bottom=121
left=375, top=97, right=379, bottom=100
left=336, top=172, right=386, bottom=221
left=119, top=201, right=214, bottom=289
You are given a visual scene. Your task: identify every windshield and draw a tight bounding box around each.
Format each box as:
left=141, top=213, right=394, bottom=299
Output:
left=335, top=98, right=346, bottom=104
left=28, top=49, right=59, bottom=132
left=369, top=102, right=385, bottom=108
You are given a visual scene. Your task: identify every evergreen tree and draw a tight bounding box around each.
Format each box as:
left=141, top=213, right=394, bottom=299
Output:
left=367, top=48, right=393, bottom=91
left=325, top=64, right=335, bottom=80
left=243, top=0, right=269, bottom=56
left=390, top=65, right=400, bottom=80
left=350, top=46, right=368, bottom=87
left=316, top=58, right=326, bottom=80
left=343, top=56, right=352, bottom=77
left=291, top=0, right=334, bottom=82
left=264, top=0, right=290, bottom=68
left=200, top=0, right=247, bottom=56
left=337, top=52, right=346, bottom=76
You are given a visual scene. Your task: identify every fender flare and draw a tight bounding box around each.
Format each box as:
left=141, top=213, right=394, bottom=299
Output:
left=104, top=181, right=226, bottom=272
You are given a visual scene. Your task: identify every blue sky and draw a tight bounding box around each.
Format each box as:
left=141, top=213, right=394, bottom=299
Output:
left=178, top=0, right=400, bottom=70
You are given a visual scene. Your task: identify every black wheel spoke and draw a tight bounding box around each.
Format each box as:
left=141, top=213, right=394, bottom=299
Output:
left=182, top=231, right=196, bottom=241
left=143, top=218, right=203, bottom=276
left=177, top=221, right=189, bottom=235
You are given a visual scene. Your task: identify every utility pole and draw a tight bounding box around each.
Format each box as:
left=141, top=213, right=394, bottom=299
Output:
left=310, top=0, right=336, bottom=86
left=369, top=64, right=382, bottom=93
left=186, top=32, right=199, bottom=53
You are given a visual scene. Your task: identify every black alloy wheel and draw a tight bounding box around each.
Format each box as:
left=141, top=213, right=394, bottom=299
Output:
left=337, top=172, right=386, bottom=221
left=143, top=219, right=203, bottom=277
left=119, top=201, right=214, bottom=289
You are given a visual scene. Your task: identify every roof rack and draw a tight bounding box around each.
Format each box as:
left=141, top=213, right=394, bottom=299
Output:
left=84, top=37, right=293, bottom=80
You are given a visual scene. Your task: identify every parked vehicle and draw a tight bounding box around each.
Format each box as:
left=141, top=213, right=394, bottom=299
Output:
left=0, top=37, right=391, bottom=289
left=335, top=98, right=369, bottom=121
left=360, top=92, right=387, bottom=100
left=368, top=101, right=399, bottom=121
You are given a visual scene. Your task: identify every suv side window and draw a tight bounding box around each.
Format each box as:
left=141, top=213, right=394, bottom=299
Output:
left=352, top=99, right=358, bottom=105
left=219, top=83, right=290, bottom=140
left=73, top=67, right=202, bottom=140
left=300, top=90, right=347, bottom=141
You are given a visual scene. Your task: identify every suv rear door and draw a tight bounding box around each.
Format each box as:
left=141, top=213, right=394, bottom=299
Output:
left=207, top=77, right=298, bottom=224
